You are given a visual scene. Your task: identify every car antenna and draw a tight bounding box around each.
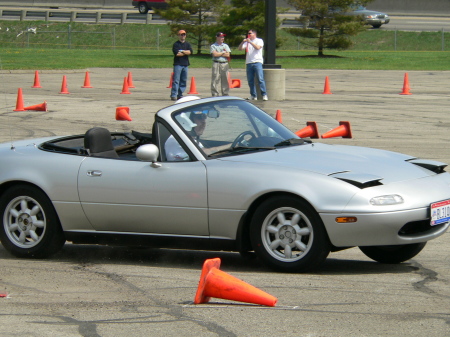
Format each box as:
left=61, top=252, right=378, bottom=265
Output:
left=0, top=57, right=15, bottom=150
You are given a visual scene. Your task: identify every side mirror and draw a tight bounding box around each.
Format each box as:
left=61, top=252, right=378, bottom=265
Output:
left=136, top=144, right=161, bottom=167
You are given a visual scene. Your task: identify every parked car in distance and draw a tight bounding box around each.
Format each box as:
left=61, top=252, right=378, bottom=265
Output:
left=352, top=6, right=390, bottom=28
left=132, top=0, right=168, bottom=14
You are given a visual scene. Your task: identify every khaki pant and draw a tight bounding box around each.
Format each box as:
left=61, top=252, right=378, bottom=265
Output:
left=211, top=62, right=230, bottom=96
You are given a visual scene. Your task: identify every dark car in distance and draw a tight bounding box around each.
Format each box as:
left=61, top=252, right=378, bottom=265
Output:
left=132, top=0, right=169, bottom=14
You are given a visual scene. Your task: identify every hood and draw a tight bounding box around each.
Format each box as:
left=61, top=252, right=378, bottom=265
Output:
left=219, top=143, right=444, bottom=185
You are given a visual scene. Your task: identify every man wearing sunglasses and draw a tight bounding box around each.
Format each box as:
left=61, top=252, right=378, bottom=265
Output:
left=171, top=30, right=193, bottom=101
left=238, top=29, right=268, bottom=101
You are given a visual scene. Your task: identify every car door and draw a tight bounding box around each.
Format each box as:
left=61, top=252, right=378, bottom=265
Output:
left=77, top=157, right=208, bottom=236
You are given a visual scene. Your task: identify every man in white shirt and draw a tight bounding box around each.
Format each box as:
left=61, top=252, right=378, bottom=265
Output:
left=238, top=29, right=268, bottom=101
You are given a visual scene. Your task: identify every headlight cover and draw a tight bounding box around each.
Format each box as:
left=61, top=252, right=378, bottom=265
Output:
left=370, top=195, right=404, bottom=205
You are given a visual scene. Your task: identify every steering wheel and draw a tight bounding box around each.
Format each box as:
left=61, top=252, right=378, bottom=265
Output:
left=231, top=131, right=256, bottom=148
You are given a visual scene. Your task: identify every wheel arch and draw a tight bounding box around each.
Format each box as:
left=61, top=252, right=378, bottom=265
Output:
left=236, top=191, right=329, bottom=253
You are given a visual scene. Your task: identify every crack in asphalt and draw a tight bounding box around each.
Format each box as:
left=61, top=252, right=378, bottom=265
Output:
left=71, top=263, right=237, bottom=337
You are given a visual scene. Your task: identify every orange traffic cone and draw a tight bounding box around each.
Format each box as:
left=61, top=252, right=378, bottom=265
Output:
left=81, top=71, right=93, bottom=88
left=188, top=76, right=199, bottom=94
left=115, top=107, right=132, bottom=121
left=32, top=70, right=42, bottom=88
left=120, top=77, right=131, bottom=94
left=322, top=76, right=332, bottom=94
left=227, top=72, right=232, bottom=88
left=59, top=75, right=70, bottom=94
left=295, top=121, right=319, bottom=139
left=194, top=258, right=277, bottom=307
left=24, top=101, right=47, bottom=112
left=13, top=88, right=25, bottom=111
left=167, top=72, right=174, bottom=88
left=399, top=72, right=412, bottom=95
left=231, top=79, right=241, bottom=88
left=127, top=71, right=135, bottom=88
left=321, top=121, right=352, bottom=139
left=275, top=109, right=283, bottom=123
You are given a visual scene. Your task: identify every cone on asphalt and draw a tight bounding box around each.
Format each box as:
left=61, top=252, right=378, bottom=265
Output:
left=275, top=109, right=283, bottom=123
left=32, top=70, right=42, bottom=88
left=167, top=72, right=174, bottom=88
left=59, top=75, right=70, bottom=94
left=24, top=101, right=48, bottom=112
left=399, top=72, right=412, bottom=95
left=127, top=71, right=135, bottom=88
left=115, top=107, right=132, bottom=121
left=322, top=76, right=332, bottom=94
left=13, top=88, right=25, bottom=111
left=188, top=76, right=199, bottom=94
left=81, top=71, right=93, bottom=88
left=321, top=121, right=352, bottom=139
left=231, top=79, right=241, bottom=88
left=120, top=77, right=131, bottom=94
left=194, top=258, right=277, bottom=307
left=227, top=72, right=232, bottom=88
left=295, top=121, right=319, bottom=139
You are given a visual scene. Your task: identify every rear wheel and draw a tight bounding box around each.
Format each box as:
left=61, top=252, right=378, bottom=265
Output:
left=0, top=185, right=65, bottom=258
left=138, top=2, right=149, bottom=14
left=359, top=242, right=426, bottom=264
left=250, top=196, right=330, bottom=272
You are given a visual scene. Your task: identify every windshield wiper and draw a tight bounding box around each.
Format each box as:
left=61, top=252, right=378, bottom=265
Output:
left=208, top=146, right=275, bottom=157
left=274, top=138, right=311, bottom=147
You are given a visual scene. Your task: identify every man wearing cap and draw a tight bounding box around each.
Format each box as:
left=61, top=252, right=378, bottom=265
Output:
left=171, top=30, right=193, bottom=101
left=210, top=32, right=231, bottom=97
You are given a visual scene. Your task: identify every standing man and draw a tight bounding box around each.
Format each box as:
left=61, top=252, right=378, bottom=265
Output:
left=171, top=29, right=193, bottom=101
left=238, top=29, right=268, bottom=101
left=210, top=32, right=231, bottom=97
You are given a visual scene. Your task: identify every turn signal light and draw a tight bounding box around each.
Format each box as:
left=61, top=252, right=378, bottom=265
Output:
left=335, top=217, right=357, bottom=223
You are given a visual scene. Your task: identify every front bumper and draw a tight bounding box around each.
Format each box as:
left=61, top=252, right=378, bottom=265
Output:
left=321, top=207, right=449, bottom=247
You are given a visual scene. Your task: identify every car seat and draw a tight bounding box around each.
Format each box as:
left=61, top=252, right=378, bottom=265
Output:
left=84, top=127, right=119, bottom=158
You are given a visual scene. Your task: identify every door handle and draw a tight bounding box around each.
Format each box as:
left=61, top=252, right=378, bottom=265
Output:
left=87, top=170, right=102, bottom=177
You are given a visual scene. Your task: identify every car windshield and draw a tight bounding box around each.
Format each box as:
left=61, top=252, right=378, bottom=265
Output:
left=172, top=99, right=301, bottom=157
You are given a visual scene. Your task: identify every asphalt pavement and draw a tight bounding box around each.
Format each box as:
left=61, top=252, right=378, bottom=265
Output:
left=0, top=67, right=449, bottom=336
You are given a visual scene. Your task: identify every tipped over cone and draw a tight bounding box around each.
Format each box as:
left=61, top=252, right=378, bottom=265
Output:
left=321, top=121, right=352, bottom=139
left=275, top=109, right=283, bottom=123
left=188, top=76, right=199, bottom=94
left=24, top=101, right=48, bottom=112
left=115, top=107, right=132, bottom=121
left=13, top=88, right=25, bottom=111
left=295, top=121, right=319, bottom=139
left=59, top=75, right=70, bottom=94
left=399, top=72, right=412, bottom=95
left=194, top=258, right=277, bottom=307
left=82, top=71, right=93, bottom=88
left=322, top=76, right=332, bottom=94
left=32, top=70, right=42, bottom=88
left=231, top=79, right=241, bottom=88
left=120, top=77, right=131, bottom=94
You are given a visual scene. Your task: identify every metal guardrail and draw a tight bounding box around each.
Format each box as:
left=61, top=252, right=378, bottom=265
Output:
left=0, top=7, right=165, bottom=24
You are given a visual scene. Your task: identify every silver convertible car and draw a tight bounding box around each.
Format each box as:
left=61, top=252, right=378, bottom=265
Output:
left=1, top=97, right=449, bottom=272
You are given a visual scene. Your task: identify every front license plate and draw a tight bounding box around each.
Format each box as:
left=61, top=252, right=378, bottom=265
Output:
left=430, top=199, right=450, bottom=226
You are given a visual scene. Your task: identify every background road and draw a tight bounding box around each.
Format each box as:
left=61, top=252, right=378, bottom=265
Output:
left=0, top=68, right=449, bottom=336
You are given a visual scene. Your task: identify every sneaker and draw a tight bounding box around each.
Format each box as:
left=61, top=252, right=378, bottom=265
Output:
left=262, top=95, right=268, bottom=101
left=247, top=96, right=257, bottom=101
left=170, top=96, right=177, bottom=101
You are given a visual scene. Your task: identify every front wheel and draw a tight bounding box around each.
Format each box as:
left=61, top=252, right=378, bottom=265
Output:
left=138, top=2, right=149, bottom=14
left=0, top=185, right=65, bottom=258
left=250, top=196, right=330, bottom=272
left=359, top=242, right=426, bottom=264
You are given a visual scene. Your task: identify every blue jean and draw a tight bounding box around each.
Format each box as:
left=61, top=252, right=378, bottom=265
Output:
left=171, top=65, right=188, bottom=99
left=246, top=62, right=267, bottom=97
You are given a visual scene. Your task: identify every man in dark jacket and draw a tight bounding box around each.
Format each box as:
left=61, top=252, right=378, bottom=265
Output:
left=171, top=30, right=193, bottom=101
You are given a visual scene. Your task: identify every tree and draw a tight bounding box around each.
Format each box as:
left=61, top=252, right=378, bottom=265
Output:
left=215, top=0, right=287, bottom=48
left=286, top=0, right=373, bottom=56
left=155, top=0, right=226, bottom=54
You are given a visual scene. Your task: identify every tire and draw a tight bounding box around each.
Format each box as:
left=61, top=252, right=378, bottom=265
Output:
left=372, top=24, right=381, bottom=28
left=138, top=2, right=149, bottom=14
left=0, top=185, right=65, bottom=258
left=250, top=196, right=330, bottom=272
left=359, top=242, right=427, bottom=264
